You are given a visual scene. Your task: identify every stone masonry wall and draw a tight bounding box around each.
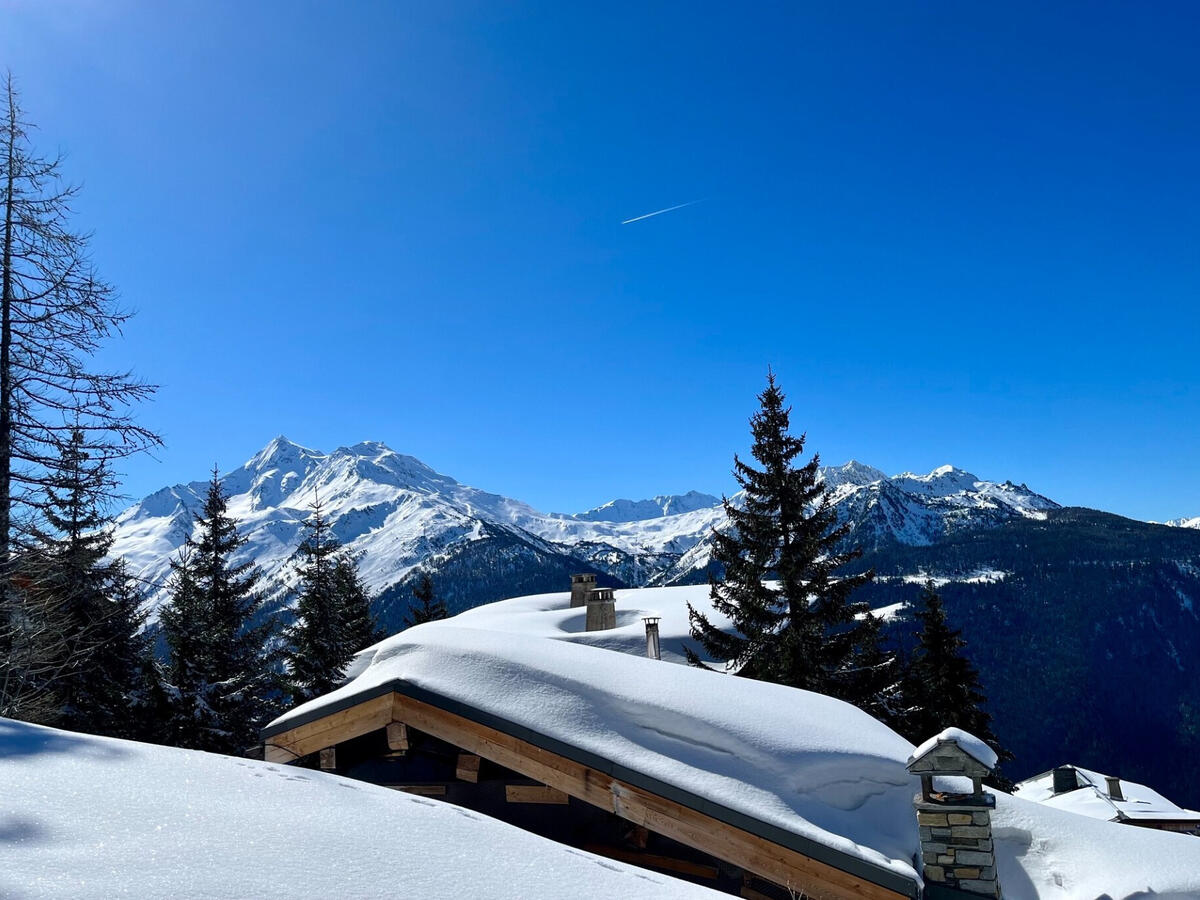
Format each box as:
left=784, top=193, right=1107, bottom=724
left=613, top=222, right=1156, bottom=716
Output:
left=915, top=798, right=999, bottom=897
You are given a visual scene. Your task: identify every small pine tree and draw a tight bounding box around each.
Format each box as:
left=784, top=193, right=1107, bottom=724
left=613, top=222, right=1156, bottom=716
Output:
left=404, top=570, right=446, bottom=628
left=903, top=580, right=1010, bottom=769
left=687, top=372, right=875, bottom=698
left=161, top=469, right=277, bottom=754
left=841, top=610, right=905, bottom=728
left=17, top=429, right=157, bottom=736
left=284, top=497, right=379, bottom=703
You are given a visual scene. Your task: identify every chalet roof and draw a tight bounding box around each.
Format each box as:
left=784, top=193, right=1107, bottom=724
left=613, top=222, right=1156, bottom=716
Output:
left=264, top=586, right=1200, bottom=900
left=264, top=624, right=924, bottom=897
left=1013, top=765, right=1200, bottom=824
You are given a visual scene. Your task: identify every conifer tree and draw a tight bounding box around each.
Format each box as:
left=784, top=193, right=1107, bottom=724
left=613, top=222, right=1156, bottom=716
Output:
left=687, top=373, right=877, bottom=698
left=283, top=498, right=378, bottom=703
left=334, top=551, right=382, bottom=652
left=903, top=580, right=1009, bottom=767
left=0, top=77, right=159, bottom=719
left=0, top=429, right=156, bottom=732
left=161, top=470, right=277, bottom=754
left=24, top=429, right=157, bottom=736
left=404, top=570, right=446, bottom=628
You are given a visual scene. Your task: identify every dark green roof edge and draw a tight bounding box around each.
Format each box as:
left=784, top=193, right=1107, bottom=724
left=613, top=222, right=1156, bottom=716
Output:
left=262, top=678, right=921, bottom=898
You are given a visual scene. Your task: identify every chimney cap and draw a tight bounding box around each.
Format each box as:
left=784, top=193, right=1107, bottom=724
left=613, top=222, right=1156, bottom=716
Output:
left=642, top=615, right=661, bottom=625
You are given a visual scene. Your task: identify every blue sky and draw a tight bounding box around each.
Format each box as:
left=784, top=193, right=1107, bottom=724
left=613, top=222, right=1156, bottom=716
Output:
left=2, top=1, right=1198, bottom=520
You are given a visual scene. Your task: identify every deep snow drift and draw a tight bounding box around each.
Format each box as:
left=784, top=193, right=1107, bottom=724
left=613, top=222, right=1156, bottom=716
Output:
left=0, top=717, right=721, bottom=900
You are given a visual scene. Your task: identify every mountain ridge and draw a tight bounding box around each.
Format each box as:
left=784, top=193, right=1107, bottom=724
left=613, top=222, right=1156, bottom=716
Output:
left=111, top=436, right=1060, bottom=619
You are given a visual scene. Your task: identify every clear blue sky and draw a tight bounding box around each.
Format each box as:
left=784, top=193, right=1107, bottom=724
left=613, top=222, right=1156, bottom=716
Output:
left=3, top=1, right=1198, bottom=521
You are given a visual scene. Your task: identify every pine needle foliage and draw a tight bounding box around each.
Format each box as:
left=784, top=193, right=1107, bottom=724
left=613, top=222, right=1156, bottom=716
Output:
left=160, top=470, right=277, bottom=754
left=686, top=372, right=878, bottom=699
left=902, top=580, right=1010, bottom=773
left=284, top=496, right=381, bottom=704
left=404, top=570, right=447, bottom=628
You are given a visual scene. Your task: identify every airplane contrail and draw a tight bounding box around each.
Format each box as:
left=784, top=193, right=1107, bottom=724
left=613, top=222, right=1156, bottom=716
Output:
left=621, top=199, right=703, bottom=225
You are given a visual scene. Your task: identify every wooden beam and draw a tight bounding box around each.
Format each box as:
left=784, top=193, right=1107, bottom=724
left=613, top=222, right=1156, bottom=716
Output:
left=389, top=692, right=908, bottom=900
left=506, top=784, right=569, bottom=804
left=264, top=693, right=393, bottom=761
left=582, top=845, right=719, bottom=880
left=387, top=722, right=409, bottom=751
left=319, top=747, right=336, bottom=771
left=456, top=753, right=481, bottom=783
left=384, top=784, right=448, bottom=796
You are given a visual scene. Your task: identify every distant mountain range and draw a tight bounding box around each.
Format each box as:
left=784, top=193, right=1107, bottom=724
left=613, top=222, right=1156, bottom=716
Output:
left=111, top=436, right=1060, bottom=621
left=110, top=436, right=1200, bottom=808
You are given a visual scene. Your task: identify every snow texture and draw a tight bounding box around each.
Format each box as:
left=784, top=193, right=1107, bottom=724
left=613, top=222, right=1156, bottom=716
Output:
left=0, top=717, right=721, bottom=900
left=908, top=727, right=999, bottom=771
left=282, top=585, right=1200, bottom=900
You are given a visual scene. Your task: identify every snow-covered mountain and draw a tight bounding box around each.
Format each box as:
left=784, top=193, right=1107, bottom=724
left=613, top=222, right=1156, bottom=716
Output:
left=571, top=491, right=721, bottom=523
left=1165, top=516, right=1200, bottom=530
left=110, top=437, right=1058, bottom=622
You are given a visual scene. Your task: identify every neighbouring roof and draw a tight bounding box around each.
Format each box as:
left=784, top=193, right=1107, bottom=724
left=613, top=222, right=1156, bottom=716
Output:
left=1013, top=764, right=1200, bottom=824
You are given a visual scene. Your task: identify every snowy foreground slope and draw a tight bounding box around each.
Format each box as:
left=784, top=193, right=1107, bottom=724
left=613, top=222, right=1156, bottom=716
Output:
left=279, top=586, right=1200, bottom=900
left=0, top=718, right=721, bottom=900
left=110, top=436, right=1058, bottom=617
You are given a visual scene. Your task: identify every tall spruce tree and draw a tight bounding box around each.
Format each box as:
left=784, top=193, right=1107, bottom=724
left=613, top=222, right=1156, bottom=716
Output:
left=161, top=470, right=276, bottom=754
left=687, top=373, right=878, bottom=699
left=284, top=497, right=379, bottom=703
left=903, top=580, right=1009, bottom=768
left=404, top=570, right=446, bottom=628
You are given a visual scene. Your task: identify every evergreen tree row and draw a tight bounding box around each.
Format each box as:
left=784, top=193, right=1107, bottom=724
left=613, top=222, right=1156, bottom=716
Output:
left=3, top=445, right=386, bottom=755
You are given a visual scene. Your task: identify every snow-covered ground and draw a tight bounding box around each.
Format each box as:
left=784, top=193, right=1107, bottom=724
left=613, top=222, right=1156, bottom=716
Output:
left=277, top=585, right=1200, bottom=900
left=0, top=717, right=721, bottom=900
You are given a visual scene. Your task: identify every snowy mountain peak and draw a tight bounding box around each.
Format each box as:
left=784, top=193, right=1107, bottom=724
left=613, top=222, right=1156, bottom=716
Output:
left=248, top=435, right=321, bottom=472
left=574, top=491, right=721, bottom=523
left=1165, top=517, right=1200, bottom=530
left=820, top=460, right=887, bottom=490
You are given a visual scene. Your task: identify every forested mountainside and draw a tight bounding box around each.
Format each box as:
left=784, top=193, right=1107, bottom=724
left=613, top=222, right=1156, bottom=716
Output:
left=853, top=508, right=1200, bottom=808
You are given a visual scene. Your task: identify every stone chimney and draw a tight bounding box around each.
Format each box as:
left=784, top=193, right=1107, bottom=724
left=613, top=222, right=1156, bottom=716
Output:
left=1052, top=766, right=1078, bottom=795
left=570, top=573, right=597, bottom=608
left=1105, top=776, right=1124, bottom=801
left=906, top=730, right=1001, bottom=898
left=643, top=616, right=661, bottom=660
left=585, top=587, right=617, bottom=631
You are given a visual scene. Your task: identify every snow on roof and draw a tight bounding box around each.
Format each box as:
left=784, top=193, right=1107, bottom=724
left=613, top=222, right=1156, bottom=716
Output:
left=0, top=717, right=721, bottom=900
left=908, top=727, right=999, bottom=771
left=1013, top=764, right=1200, bottom=823
left=286, top=585, right=1200, bottom=899
left=273, top=623, right=924, bottom=888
